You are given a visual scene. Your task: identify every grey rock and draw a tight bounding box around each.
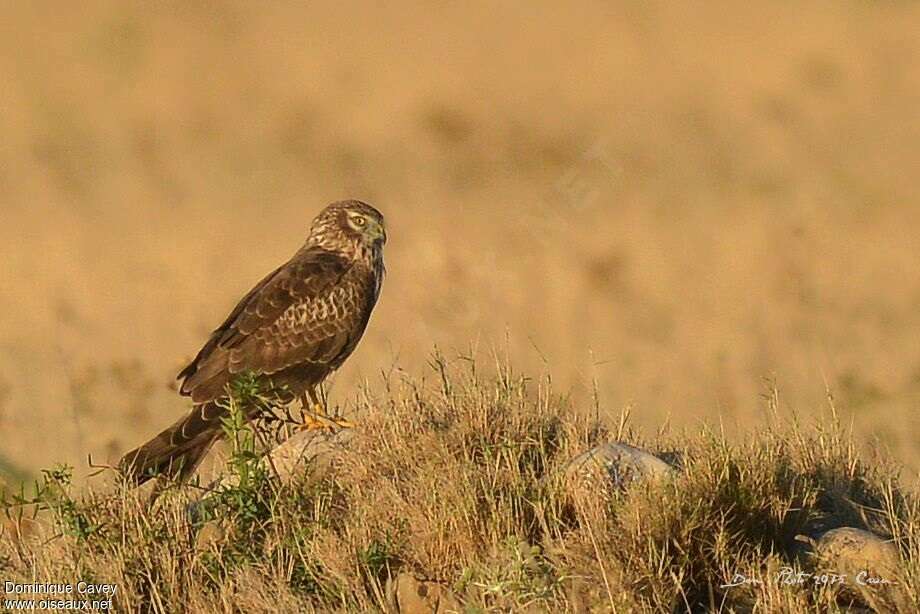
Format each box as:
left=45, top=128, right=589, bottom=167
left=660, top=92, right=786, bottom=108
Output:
left=565, top=442, right=676, bottom=494
left=261, top=426, right=355, bottom=483
left=808, top=527, right=899, bottom=577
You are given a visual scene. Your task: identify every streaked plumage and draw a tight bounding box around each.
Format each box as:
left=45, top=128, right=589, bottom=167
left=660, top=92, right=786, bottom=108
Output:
left=120, top=200, right=386, bottom=484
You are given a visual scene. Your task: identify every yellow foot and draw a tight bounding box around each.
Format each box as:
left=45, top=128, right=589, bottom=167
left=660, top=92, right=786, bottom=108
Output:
left=298, top=404, right=356, bottom=432
left=299, top=411, right=332, bottom=432
left=331, top=417, right=356, bottom=429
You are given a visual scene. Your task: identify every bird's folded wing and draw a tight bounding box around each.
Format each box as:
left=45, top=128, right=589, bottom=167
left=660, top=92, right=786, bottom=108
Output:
left=178, top=247, right=362, bottom=402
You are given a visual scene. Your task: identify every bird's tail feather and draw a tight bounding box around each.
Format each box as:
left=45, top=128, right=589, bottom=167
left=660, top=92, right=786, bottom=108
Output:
left=119, top=402, right=225, bottom=486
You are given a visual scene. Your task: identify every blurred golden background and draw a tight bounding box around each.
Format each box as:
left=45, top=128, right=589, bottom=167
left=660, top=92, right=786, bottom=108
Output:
left=1, top=1, right=918, bottom=484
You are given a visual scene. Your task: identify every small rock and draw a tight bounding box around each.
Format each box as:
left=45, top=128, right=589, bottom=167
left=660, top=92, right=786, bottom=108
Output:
left=1, top=516, right=39, bottom=545
left=809, top=527, right=899, bottom=578
left=194, top=520, right=226, bottom=552
left=386, top=573, right=463, bottom=614
left=564, top=442, right=675, bottom=494
left=797, top=527, right=902, bottom=607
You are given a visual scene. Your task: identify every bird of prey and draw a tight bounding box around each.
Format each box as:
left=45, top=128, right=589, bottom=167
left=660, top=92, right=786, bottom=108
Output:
left=120, top=199, right=386, bottom=485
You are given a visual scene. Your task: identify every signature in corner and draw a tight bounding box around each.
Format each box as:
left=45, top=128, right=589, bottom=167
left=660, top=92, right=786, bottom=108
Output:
left=720, top=573, right=762, bottom=588
left=721, top=568, right=896, bottom=590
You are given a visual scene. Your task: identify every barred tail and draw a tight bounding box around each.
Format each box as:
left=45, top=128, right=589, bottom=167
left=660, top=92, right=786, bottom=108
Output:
left=119, top=402, right=225, bottom=485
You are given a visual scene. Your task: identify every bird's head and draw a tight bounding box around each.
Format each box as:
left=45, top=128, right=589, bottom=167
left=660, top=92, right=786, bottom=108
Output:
left=308, top=199, right=387, bottom=259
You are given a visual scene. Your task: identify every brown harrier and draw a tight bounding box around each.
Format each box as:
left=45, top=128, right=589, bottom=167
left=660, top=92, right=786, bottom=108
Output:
left=120, top=200, right=386, bottom=485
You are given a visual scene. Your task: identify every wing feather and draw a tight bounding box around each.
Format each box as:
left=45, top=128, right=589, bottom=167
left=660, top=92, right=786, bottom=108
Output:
left=178, top=247, right=362, bottom=402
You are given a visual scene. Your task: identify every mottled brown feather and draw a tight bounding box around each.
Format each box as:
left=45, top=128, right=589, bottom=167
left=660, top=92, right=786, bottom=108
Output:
left=179, top=248, right=356, bottom=402
left=120, top=199, right=385, bottom=485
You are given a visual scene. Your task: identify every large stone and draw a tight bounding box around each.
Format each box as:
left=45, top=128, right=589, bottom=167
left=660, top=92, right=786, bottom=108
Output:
left=564, top=442, right=676, bottom=495
left=208, top=426, right=354, bottom=490
left=187, top=427, right=354, bottom=521
left=261, top=426, right=355, bottom=483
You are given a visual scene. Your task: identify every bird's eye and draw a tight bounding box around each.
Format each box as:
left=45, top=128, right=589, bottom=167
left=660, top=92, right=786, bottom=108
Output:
left=353, top=216, right=366, bottom=227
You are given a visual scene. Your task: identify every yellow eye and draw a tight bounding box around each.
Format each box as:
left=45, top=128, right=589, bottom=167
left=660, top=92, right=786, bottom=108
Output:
left=353, top=216, right=366, bottom=227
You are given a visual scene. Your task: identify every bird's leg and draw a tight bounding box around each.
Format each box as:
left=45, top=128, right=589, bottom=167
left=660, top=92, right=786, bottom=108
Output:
left=298, top=391, right=329, bottom=431
left=298, top=390, right=355, bottom=432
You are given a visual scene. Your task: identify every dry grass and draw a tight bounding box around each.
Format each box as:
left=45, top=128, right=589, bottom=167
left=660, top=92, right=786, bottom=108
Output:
left=2, top=359, right=918, bottom=612
left=1, top=1, right=919, bottom=485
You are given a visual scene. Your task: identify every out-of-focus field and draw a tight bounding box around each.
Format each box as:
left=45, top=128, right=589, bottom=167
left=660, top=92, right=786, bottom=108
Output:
left=1, top=1, right=918, bottom=484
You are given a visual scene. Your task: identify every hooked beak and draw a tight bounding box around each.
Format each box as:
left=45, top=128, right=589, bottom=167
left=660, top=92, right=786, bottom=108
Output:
left=370, top=221, right=387, bottom=244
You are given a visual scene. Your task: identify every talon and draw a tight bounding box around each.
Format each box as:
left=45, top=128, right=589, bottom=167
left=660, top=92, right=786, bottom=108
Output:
left=311, top=403, right=328, bottom=419
left=297, top=403, right=354, bottom=432
left=298, top=412, right=330, bottom=432
left=331, top=417, right=356, bottom=429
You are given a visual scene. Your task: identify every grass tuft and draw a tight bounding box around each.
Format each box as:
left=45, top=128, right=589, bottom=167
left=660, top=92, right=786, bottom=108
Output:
left=2, top=358, right=917, bottom=612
